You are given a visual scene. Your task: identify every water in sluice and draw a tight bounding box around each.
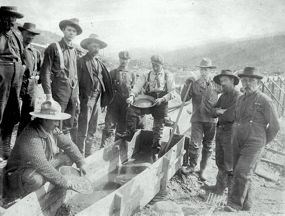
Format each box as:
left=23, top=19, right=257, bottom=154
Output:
left=63, top=164, right=149, bottom=214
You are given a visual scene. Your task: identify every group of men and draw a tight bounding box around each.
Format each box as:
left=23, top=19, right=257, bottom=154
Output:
left=0, top=5, right=281, bottom=213
left=180, top=59, right=280, bottom=212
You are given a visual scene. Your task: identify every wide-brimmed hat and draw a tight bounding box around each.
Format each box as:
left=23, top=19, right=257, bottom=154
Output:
left=18, top=22, right=40, bottom=35
left=30, top=100, right=71, bottom=120
left=132, top=95, right=156, bottom=109
left=59, top=18, right=82, bottom=35
left=238, top=67, right=263, bottom=80
left=80, top=34, right=107, bottom=50
left=0, top=6, right=23, bottom=18
left=119, top=51, right=130, bottom=60
left=196, top=58, right=216, bottom=69
left=213, top=69, right=239, bottom=85
left=151, top=55, right=164, bottom=65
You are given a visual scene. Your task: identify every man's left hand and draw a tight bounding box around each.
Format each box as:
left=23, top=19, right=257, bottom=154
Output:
left=154, top=98, right=165, bottom=106
left=78, top=163, right=88, bottom=176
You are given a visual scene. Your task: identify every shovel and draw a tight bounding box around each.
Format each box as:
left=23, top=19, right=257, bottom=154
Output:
left=59, top=166, right=93, bottom=194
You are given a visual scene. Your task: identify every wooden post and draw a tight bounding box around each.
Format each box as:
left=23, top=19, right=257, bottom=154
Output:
left=160, top=157, right=170, bottom=192
left=113, top=193, right=123, bottom=216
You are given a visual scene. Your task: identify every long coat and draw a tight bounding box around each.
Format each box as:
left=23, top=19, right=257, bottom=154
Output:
left=77, top=54, right=113, bottom=107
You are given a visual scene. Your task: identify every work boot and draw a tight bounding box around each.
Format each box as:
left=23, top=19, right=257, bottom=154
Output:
left=181, top=165, right=195, bottom=175
left=198, top=150, right=211, bottom=182
left=151, top=148, right=160, bottom=162
left=197, top=169, right=206, bottom=182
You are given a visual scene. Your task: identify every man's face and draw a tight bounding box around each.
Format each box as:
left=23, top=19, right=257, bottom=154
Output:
left=219, top=76, right=235, bottom=92
left=87, top=42, right=100, bottom=55
left=119, top=58, right=129, bottom=68
left=0, top=16, right=16, bottom=32
left=152, top=63, right=163, bottom=73
left=22, top=30, right=36, bottom=45
left=62, top=25, right=77, bottom=41
left=241, top=77, right=259, bottom=93
left=200, top=68, right=211, bottom=79
left=42, top=119, right=60, bottom=132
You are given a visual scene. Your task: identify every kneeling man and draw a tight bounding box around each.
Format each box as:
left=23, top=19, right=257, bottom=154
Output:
left=4, top=100, right=86, bottom=199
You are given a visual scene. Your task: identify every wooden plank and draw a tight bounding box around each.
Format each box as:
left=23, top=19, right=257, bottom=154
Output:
left=260, top=158, right=285, bottom=168
left=77, top=135, right=185, bottom=216
left=3, top=131, right=141, bottom=216
left=255, top=169, right=279, bottom=182
left=265, top=147, right=285, bottom=156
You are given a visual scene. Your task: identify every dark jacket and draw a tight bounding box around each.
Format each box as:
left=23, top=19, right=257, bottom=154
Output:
left=77, top=53, right=113, bottom=107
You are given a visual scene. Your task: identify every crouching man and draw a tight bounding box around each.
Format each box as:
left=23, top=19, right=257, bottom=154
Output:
left=4, top=100, right=87, bottom=200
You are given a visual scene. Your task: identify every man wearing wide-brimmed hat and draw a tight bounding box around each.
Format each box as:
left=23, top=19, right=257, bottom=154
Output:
left=77, top=34, right=113, bottom=156
left=224, top=67, right=279, bottom=212
left=0, top=6, right=25, bottom=161
left=17, top=22, right=42, bottom=135
left=180, top=58, right=219, bottom=181
left=40, top=18, right=82, bottom=143
left=126, top=55, right=175, bottom=161
left=202, top=70, right=241, bottom=196
left=4, top=100, right=86, bottom=200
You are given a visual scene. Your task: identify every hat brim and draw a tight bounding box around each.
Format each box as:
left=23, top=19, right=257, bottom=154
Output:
left=196, top=65, right=217, bottom=69
left=238, top=74, right=263, bottom=80
left=30, top=112, right=71, bottom=120
left=131, top=95, right=156, bottom=109
left=80, top=38, right=107, bottom=50
left=59, top=20, right=82, bottom=35
left=1, top=11, right=23, bottom=18
left=18, top=26, right=40, bottom=35
left=213, top=74, right=239, bottom=85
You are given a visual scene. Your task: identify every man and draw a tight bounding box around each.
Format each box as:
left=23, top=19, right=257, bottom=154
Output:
left=4, top=100, right=87, bottom=199
left=126, top=55, right=175, bottom=161
left=77, top=34, right=113, bottom=156
left=180, top=58, right=219, bottom=181
left=225, top=67, right=280, bottom=212
left=0, top=6, right=25, bottom=161
left=101, top=51, right=137, bottom=147
left=40, top=18, right=82, bottom=142
left=17, top=22, right=42, bottom=135
left=205, top=70, right=240, bottom=194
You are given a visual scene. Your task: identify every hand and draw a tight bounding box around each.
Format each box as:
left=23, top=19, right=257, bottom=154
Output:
left=101, top=107, right=106, bottom=113
left=186, top=76, right=195, bottom=85
left=126, top=95, right=135, bottom=104
left=46, top=94, right=52, bottom=101
left=66, top=178, right=77, bottom=190
left=216, top=108, right=227, bottom=115
left=78, top=163, right=88, bottom=176
left=153, top=97, right=165, bottom=106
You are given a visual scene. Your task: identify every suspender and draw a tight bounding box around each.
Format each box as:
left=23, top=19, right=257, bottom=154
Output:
left=146, top=71, right=168, bottom=92
left=55, top=42, right=65, bottom=71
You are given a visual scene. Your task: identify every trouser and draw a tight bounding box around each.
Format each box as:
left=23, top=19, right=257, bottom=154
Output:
left=188, top=121, right=216, bottom=170
left=4, top=153, right=71, bottom=199
left=0, top=62, right=24, bottom=159
left=17, top=95, right=33, bottom=136
left=126, top=102, right=168, bottom=153
left=215, top=125, right=234, bottom=192
left=77, top=92, right=100, bottom=156
left=228, top=122, right=266, bottom=210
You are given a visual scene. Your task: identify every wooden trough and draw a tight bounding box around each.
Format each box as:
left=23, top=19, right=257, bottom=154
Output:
left=2, top=129, right=185, bottom=216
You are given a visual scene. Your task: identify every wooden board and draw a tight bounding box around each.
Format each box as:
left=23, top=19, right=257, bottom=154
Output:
left=76, top=134, right=185, bottom=216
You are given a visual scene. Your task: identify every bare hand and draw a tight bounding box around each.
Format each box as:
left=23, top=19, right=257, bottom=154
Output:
left=153, top=98, right=165, bottom=106
left=126, top=96, right=134, bottom=104
left=216, top=108, right=227, bottom=115
left=78, top=163, right=88, bottom=176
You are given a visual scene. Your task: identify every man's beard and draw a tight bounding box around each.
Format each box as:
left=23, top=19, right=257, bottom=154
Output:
left=0, top=18, right=13, bottom=33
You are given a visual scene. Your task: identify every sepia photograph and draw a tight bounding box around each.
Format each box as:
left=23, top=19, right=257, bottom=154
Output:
left=0, top=0, right=284, bottom=215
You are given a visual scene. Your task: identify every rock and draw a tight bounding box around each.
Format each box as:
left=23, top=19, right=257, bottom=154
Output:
left=152, top=201, right=184, bottom=216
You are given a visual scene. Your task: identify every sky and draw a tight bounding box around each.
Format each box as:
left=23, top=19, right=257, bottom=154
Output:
left=3, top=0, right=285, bottom=53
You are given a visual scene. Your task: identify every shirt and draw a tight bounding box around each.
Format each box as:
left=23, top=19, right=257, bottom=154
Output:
left=234, top=90, right=280, bottom=143
left=213, top=88, right=241, bottom=124
left=131, top=69, right=175, bottom=102
left=91, top=57, right=105, bottom=92
left=40, top=38, right=78, bottom=94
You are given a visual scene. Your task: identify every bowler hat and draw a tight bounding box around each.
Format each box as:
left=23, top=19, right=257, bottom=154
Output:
left=30, top=100, right=71, bottom=120
left=132, top=95, right=155, bottom=109
left=80, top=34, right=107, bottom=50
left=196, top=58, right=216, bottom=69
left=59, top=18, right=82, bottom=35
left=238, top=67, right=263, bottom=80
left=18, top=22, right=40, bottom=35
left=119, top=51, right=130, bottom=59
left=151, top=55, right=164, bottom=65
left=0, top=6, right=23, bottom=18
left=213, top=69, right=239, bottom=85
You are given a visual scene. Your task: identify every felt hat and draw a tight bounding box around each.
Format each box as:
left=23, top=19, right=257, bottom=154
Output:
left=59, top=18, right=82, bottom=35
left=213, top=69, right=239, bottom=85
left=238, top=67, right=263, bottom=79
left=0, top=6, right=23, bottom=18
left=18, top=22, right=40, bottom=35
left=80, top=34, right=107, bottom=50
left=196, top=58, right=216, bottom=69
left=30, top=100, right=71, bottom=120
left=151, top=55, right=164, bottom=65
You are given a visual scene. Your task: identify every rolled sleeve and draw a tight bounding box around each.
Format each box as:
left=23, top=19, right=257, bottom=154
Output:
left=130, top=73, right=147, bottom=97
left=162, top=72, right=175, bottom=102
